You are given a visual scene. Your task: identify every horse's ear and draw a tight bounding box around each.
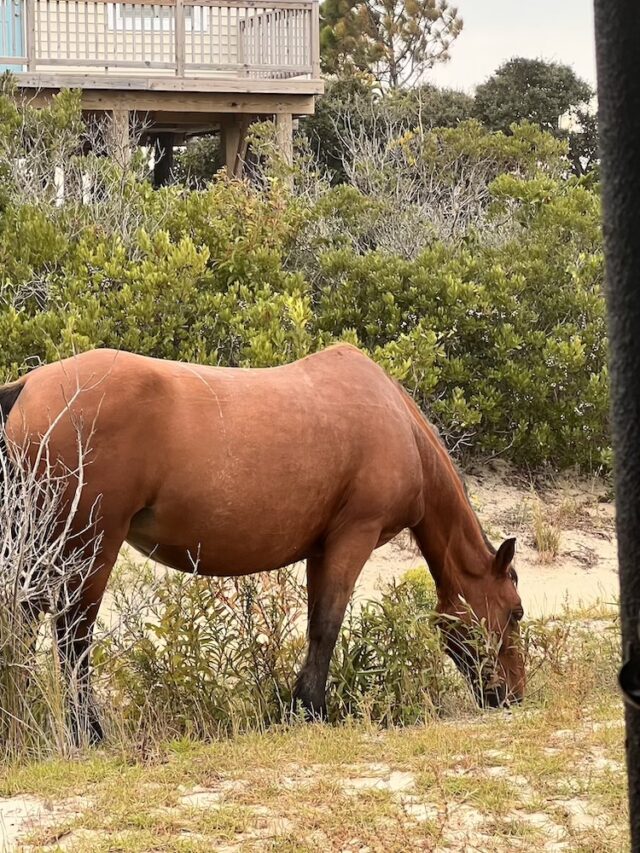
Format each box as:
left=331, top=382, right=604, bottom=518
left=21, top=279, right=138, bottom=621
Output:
left=494, top=537, right=516, bottom=575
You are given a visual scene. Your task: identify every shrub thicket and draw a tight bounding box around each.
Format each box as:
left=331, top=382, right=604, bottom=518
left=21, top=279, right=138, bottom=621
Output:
left=93, top=564, right=468, bottom=740
left=1, top=528, right=620, bottom=757
left=89, top=564, right=620, bottom=743
left=0, top=86, right=606, bottom=470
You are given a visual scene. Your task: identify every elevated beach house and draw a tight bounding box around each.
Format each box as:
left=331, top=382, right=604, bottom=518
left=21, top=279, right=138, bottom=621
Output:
left=0, top=0, right=322, bottom=179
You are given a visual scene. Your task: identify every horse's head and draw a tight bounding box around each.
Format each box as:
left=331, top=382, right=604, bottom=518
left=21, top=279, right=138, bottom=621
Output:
left=437, top=537, right=525, bottom=708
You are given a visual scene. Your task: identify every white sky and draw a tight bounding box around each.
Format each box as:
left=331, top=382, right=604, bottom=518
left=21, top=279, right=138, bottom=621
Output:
left=427, top=0, right=596, bottom=92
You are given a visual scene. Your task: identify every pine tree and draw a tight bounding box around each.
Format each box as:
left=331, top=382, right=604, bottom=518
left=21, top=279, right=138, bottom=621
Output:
left=321, top=0, right=462, bottom=88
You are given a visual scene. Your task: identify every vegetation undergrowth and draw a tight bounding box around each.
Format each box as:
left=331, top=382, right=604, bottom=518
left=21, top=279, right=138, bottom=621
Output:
left=0, top=580, right=625, bottom=852
left=0, top=553, right=621, bottom=760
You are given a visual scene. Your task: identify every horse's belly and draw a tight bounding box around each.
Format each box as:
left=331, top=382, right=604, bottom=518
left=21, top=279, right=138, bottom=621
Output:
left=125, top=500, right=323, bottom=577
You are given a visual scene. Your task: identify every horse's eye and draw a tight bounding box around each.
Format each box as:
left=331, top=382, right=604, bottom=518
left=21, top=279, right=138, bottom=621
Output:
left=509, top=569, right=518, bottom=587
left=511, top=606, right=524, bottom=623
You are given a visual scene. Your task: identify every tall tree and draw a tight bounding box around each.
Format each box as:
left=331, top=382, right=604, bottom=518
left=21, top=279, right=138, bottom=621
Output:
left=321, top=0, right=463, bottom=88
left=473, top=58, right=596, bottom=175
left=473, top=58, right=593, bottom=134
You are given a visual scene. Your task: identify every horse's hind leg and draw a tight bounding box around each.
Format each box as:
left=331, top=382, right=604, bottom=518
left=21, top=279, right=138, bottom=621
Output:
left=56, top=538, right=121, bottom=746
left=294, top=523, right=380, bottom=718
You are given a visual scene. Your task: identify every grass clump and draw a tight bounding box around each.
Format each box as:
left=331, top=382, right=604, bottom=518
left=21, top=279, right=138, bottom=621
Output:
left=531, top=499, right=562, bottom=561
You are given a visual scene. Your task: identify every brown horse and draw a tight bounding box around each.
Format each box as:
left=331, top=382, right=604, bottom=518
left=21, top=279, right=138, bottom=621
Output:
left=0, top=344, right=524, bottom=742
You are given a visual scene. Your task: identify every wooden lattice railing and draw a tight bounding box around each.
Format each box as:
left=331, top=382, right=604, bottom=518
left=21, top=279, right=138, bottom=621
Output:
left=0, top=0, right=320, bottom=80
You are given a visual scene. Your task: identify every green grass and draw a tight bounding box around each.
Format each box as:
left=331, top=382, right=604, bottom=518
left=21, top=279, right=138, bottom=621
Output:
left=0, top=604, right=630, bottom=852
left=4, top=706, right=628, bottom=851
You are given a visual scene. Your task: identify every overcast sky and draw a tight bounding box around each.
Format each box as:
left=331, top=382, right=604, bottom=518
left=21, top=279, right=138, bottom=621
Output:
left=428, top=1, right=596, bottom=92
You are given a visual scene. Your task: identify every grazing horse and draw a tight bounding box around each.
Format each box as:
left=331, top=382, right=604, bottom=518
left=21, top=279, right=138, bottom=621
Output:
left=0, top=345, right=525, bottom=742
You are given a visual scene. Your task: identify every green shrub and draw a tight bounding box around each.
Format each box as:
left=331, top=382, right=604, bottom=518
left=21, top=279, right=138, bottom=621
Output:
left=173, top=135, right=223, bottom=188
left=0, top=89, right=608, bottom=470
left=92, top=563, right=619, bottom=744
left=96, top=564, right=462, bottom=737
left=330, top=568, right=465, bottom=724
left=301, top=78, right=477, bottom=185
left=307, top=174, right=606, bottom=467
left=94, top=565, right=307, bottom=740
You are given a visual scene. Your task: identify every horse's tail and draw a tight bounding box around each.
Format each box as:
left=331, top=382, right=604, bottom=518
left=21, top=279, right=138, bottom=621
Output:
left=0, top=379, right=26, bottom=473
left=0, top=380, right=25, bottom=426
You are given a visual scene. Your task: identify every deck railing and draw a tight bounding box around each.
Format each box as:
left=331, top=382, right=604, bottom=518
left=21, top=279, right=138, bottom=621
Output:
left=0, top=0, right=320, bottom=79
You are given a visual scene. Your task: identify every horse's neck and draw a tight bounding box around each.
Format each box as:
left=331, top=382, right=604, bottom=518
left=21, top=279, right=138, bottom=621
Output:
left=413, top=446, right=493, bottom=597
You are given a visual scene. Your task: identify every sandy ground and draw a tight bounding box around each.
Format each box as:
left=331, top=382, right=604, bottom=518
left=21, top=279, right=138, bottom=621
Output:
left=0, top=716, right=626, bottom=851
left=108, top=463, right=618, bottom=621
left=357, top=463, right=618, bottom=618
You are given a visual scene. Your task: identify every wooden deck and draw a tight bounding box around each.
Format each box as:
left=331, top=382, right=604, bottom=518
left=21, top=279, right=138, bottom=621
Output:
left=1, top=0, right=321, bottom=85
left=1, top=0, right=322, bottom=177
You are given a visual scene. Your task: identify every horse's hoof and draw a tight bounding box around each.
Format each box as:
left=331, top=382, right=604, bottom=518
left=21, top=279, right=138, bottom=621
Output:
left=292, top=696, right=327, bottom=722
left=88, top=718, right=105, bottom=746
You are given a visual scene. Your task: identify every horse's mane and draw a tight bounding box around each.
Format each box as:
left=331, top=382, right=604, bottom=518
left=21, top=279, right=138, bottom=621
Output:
left=392, top=378, right=497, bottom=556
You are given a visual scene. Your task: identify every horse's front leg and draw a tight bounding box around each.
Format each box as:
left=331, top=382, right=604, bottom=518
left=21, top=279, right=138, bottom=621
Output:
left=293, top=523, right=380, bottom=718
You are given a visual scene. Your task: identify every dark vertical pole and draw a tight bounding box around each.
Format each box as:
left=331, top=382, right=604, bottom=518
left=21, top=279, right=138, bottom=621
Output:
left=594, top=3, right=640, bottom=849
left=153, top=133, right=175, bottom=188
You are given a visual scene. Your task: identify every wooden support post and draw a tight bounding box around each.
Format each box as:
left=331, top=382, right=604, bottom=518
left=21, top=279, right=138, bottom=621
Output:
left=153, top=132, right=175, bottom=187
left=110, top=108, right=131, bottom=168
left=275, top=113, right=293, bottom=166
left=222, top=116, right=250, bottom=179
left=275, top=112, right=293, bottom=187
left=222, top=119, right=241, bottom=177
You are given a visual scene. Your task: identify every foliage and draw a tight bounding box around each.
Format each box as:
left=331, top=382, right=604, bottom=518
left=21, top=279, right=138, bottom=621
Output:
left=301, top=77, right=475, bottom=184
left=331, top=568, right=464, bottom=723
left=309, top=176, right=606, bottom=467
left=383, top=82, right=475, bottom=127
left=94, top=566, right=307, bottom=739
left=301, top=60, right=596, bottom=188
left=313, top=120, right=568, bottom=253
left=473, top=57, right=596, bottom=177
left=0, top=612, right=625, bottom=849
left=320, top=0, right=463, bottom=87
left=96, top=565, right=466, bottom=736
left=91, top=564, right=619, bottom=742
left=0, top=89, right=608, bottom=470
left=172, top=135, right=223, bottom=188
left=473, top=58, right=593, bottom=135
left=301, top=75, right=378, bottom=184
left=568, top=107, right=599, bottom=178
left=0, top=80, right=84, bottom=214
